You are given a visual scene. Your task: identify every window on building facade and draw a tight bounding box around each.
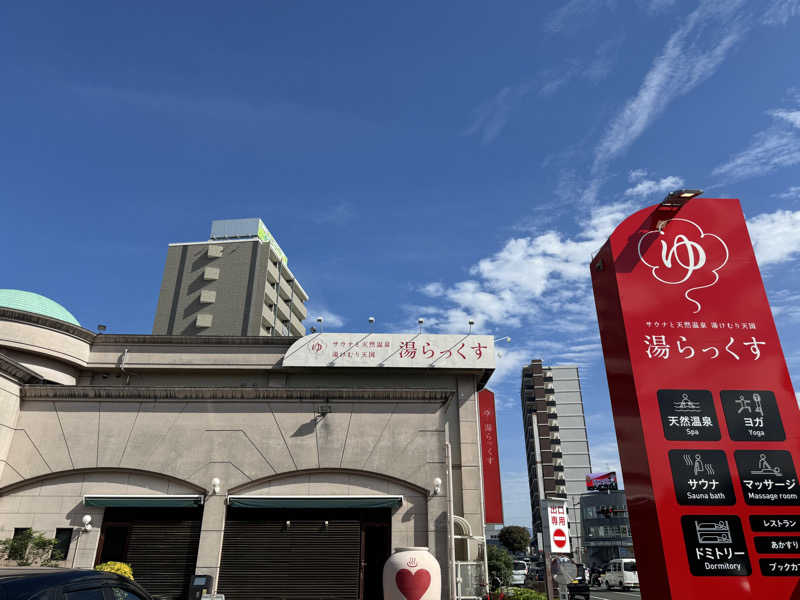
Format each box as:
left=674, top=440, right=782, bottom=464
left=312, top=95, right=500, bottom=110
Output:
left=53, top=528, right=72, bottom=561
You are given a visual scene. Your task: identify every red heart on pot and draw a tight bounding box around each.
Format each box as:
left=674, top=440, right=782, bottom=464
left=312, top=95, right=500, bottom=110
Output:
left=395, top=568, right=431, bottom=600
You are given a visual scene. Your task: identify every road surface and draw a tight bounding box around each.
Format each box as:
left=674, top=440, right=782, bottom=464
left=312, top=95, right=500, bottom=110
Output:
left=589, top=586, right=641, bottom=600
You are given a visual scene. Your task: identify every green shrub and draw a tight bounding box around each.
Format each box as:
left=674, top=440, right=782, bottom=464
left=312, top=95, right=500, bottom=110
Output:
left=95, top=561, right=134, bottom=580
left=0, top=530, right=58, bottom=566
left=506, top=587, right=547, bottom=600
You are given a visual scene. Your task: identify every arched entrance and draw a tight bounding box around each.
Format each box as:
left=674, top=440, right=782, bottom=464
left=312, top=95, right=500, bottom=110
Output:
left=0, top=468, right=205, bottom=600
left=218, top=469, right=426, bottom=600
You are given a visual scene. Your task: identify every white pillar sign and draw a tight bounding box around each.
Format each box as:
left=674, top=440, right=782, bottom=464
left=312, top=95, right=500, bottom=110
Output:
left=547, top=499, right=571, bottom=554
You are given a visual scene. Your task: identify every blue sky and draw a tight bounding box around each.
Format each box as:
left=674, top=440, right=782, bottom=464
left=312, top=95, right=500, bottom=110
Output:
left=3, top=1, right=800, bottom=527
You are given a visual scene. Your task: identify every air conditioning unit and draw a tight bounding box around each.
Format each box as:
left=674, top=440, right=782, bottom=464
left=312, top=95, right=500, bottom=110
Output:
left=199, top=290, right=217, bottom=304
left=203, top=267, right=220, bottom=281
left=207, top=245, right=224, bottom=258
left=196, top=314, right=213, bottom=328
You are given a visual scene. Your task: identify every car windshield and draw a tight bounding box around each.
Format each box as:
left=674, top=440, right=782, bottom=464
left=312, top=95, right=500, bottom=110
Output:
left=624, top=562, right=637, bottom=572
left=513, top=562, right=527, bottom=571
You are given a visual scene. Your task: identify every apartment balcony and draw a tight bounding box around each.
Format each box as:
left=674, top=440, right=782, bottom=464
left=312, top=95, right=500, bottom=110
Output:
left=266, top=260, right=279, bottom=284
left=553, top=464, right=565, bottom=472
left=278, top=277, right=293, bottom=301
left=290, top=297, right=307, bottom=320
left=275, top=297, right=291, bottom=322
left=551, top=451, right=563, bottom=459
left=288, top=313, right=305, bottom=337
left=550, top=425, right=560, bottom=432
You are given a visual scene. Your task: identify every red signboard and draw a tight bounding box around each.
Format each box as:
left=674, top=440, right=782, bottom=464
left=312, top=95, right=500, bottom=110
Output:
left=479, top=389, right=504, bottom=524
left=591, top=198, right=800, bottom=599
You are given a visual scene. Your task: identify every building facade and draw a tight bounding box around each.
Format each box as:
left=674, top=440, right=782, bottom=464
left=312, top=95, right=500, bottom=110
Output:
left=0, top=301, right=493, bottom=600
left=521, top=360, right=591, bottom=562
left=153, top=218, right=308, bottom=337
left=579, top=490, right=634, bottom=569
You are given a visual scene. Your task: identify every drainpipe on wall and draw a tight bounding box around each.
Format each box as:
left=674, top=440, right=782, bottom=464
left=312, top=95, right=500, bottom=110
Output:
left=444, top=422, right=457, bottom=600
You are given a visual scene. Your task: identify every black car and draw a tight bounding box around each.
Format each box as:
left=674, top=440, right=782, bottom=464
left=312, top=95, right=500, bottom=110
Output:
left=0, top=569, right=154, bottom=600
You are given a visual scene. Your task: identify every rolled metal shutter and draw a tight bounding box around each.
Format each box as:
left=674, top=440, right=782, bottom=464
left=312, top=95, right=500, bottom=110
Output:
left=219, top=518, right=361, bottom=600
left=103, top=508, right=202, bottom=600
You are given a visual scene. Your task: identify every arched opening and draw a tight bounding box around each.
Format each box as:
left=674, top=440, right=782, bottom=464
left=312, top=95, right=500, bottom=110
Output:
left=0, top=468, right=205, bottom=600
left=220, top=468, right=427, bottom=600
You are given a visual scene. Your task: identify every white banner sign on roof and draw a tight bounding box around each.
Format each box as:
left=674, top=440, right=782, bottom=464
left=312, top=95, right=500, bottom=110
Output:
left=282, top=333, right=495, bottom=369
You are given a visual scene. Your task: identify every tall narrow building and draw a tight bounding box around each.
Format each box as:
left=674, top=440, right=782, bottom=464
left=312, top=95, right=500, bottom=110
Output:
left=153, top=218, right=308, bottom=336
left=522, top=360, right=592, bottom=562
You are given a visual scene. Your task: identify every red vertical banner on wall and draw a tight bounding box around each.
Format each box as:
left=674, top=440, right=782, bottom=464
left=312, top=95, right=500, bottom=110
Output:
left=591, top=198, right=800, bottom=600
left=479, top=389, right=504, bottom=524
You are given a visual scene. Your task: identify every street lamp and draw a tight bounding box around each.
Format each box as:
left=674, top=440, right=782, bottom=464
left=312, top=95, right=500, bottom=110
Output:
left=660, top=189, right=703, bottom=207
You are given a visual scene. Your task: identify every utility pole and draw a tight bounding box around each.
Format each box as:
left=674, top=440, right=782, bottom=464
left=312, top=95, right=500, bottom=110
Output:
left=541, top=500, right=555, bottom=600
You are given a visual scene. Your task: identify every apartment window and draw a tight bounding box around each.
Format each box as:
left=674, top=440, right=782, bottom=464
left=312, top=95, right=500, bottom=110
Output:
left=52, top=528, right=72, bottom=561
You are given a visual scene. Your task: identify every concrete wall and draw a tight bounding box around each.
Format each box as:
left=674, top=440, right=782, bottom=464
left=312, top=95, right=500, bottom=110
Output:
left=0, top=375, right=21, bottom=485
left=0, top=470, right=200, bottom=568
left=0, top=398, right=449, bottom=494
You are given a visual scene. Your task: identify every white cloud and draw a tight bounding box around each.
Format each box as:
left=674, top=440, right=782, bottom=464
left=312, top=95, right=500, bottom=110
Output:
left=713, top=128, right=800, bottom=180
left=747, top=209, right=800, bottom=265
left=420, top=282, right=445, bottom=297
left=713, top=100, right=800, bottom=181
left=624, top=175, right=684, bottom=197
left=775, top=186, right=800, bottom=200
left=464, top=84, right=532, bottom=143
left=544, top=0, right=616, bottom=34
left=304, top=306, right=345, bottom=328
left=762, top=0, right=800, bottom=25
left=413, top=201, right=633, bottom=350
left=594, top=0, right=748, bottom=171
left=540, top=37, right=624, bottom=97
left=628, top=168, right=648, bottom=182
left=770, top=109, right=800, bottom=129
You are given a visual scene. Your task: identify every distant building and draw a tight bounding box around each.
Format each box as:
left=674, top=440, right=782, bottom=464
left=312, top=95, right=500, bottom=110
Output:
left=153, top=218, right=308, bottom=336
left=485, top=523, right=504, bottom=548
left=579, top=490, right=634, bottom=568
left=521, top=361, right=592, bottom=563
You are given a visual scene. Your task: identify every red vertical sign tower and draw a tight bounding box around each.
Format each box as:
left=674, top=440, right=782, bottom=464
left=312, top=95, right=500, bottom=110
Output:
left=591, top=198, right=800, bottom=599
left=479, top=389, right=504, bottom=524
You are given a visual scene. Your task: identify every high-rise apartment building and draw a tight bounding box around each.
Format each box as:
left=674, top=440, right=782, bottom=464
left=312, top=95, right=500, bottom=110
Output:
left=153, top=218, right=308, bottom=336
left=521, top=360, right=592, bottom=562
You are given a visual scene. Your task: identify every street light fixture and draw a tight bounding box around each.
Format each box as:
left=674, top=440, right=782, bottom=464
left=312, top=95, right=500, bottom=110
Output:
left=660, top=189, right=703, bottom=208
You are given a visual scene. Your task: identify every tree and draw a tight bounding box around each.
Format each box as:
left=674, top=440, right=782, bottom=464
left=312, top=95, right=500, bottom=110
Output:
left=498, top=525, right=531, bottom=554
left=487, top=544, right=513, bottom=589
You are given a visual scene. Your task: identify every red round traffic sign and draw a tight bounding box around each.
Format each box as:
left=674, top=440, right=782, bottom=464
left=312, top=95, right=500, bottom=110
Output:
left=552, top=528, right=567, bottom=549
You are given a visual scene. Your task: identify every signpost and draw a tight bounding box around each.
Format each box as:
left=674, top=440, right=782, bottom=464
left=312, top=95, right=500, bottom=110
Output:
left=547, top=499, right=571, bottom=554
left=591, top=198, right=800, bottom=599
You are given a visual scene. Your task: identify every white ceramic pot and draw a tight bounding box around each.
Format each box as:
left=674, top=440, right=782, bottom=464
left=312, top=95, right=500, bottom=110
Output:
left=383, top=547, right=441, bottom=600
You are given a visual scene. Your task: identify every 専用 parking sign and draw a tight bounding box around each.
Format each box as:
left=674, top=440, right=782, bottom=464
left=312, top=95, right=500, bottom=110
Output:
left=591, top=198, right=800, bottom=599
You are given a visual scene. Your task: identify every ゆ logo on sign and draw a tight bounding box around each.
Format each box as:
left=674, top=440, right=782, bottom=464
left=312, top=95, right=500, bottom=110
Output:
left=637, top=218, right=729, bottom=313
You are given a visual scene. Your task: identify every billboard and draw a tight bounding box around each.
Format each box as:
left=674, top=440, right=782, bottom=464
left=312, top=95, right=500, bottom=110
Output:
left=591, top=198, right=799, bottom=599
left=586, top=471, right=618, bottom=491
left=283, top=334, right=495, bottom=370
left=479, top=389, right=504, bottom=524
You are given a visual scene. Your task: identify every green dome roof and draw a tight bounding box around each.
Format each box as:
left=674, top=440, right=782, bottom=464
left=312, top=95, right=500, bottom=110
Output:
left=0, top=290, right=80, bottom=326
